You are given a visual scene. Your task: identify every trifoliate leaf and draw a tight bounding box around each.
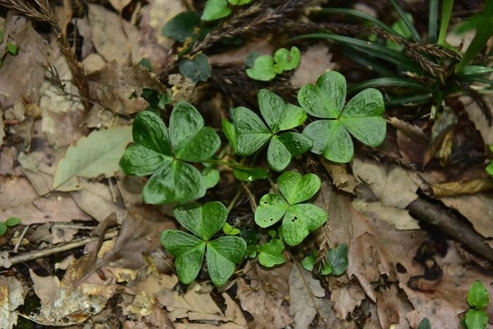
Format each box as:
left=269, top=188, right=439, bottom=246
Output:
left=233, top=106, right=270, bottom=155
left=257, top=89, right=306, bottom=132
left=280, top=203, right=327, bottom=246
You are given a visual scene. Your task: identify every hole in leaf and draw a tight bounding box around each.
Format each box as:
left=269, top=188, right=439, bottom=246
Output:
left=292, top=216, right=298, bottom=223
left=269, top=218, right=274, bottom=222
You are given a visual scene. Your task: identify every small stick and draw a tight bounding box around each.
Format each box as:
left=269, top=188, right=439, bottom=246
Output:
left=8, top=230, right=118, bottom=266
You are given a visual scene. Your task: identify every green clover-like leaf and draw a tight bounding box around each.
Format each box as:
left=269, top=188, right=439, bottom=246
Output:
left=278, top=171, right=321, bottom=205
left=298, top=71, right=346, bottom=119
left=207, top=236, right=246, bottom=286
left=161, top=230, right=205, bottom=284
left=161, top=11, right=200, bottom=42
left=280, top=203, right=327, bottom=246
left=273, top=46, right=301, bottom=72
left=173, top=201, right=228, bottom=240
left=143, top=160, right=205, bottom=204
left=119, top=144, right=168, bottom=176
left=178, top=53, right=211, bottom=82
left=468, top=281, right=490, bottom=309
left=233, top=106, right=270, bottom=156
left=303, top=120, right=354, bottom=163
left=258, top=89, right=306, bottom=133
left=340, top=88, right=386, bottom=147
left=246, top=55, right=276, bottom=81
left=465, top=309, right=488, bottom=329
left=132, top=111, right=171, bottom=155
left=258, top=238, right=286, bottom=267
left=255, top=194, right=289, bottom=228
left=328, top=243, right=348, bottom=276
left=202, top=0, right=231, bottom=21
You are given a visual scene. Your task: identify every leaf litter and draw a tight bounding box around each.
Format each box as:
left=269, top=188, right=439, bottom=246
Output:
left=1, top=1, right=493, bottom=329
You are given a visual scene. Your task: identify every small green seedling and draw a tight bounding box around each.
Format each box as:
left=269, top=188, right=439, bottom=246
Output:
left=231, top=89, right=312, bottom=171
left=137, top=88, right=171, bottom=111
left=247, top=46, right=301, bottom=81
left=202, top=0, right=253, bottom=21
left=258, top=238, right=285, bottom=267
left=178, top=53, right=211, bottom=83
left=486, top=146, right=493, bottom=177
left=161, top=201, right=246, bottom=286
left=119, top=103, right=220, bottom=204
left=0, top=217, right=21, bottom=237
left=302, top=243, right=349, bottom=276
left=255, top=171, right=328, bottom=246
left=223, top=222, right=240, bottom=235
left=418, top=318, right=431, bottom=329
left=463, top=281, right=489, bottom=329
left=298, top=71, right=386, bottom=163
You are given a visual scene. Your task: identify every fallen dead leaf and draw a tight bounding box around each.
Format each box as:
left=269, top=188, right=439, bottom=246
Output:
left=290, top=43, right=336, bottom=88
left=330, top=282, right=366, bottom=319
left=88, top=4, right=139, bottom=64
left=0, top=276, right=24, bottom=329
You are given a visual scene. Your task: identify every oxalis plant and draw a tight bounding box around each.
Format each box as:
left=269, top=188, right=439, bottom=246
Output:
left=120, top=70, right=386, bottom=286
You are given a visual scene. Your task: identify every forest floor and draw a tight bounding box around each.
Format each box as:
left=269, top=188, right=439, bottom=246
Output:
left=1, top=1, right=493, bottom=329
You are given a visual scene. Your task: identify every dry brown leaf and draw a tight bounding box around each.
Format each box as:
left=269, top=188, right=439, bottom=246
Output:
left=463, top=95, right=493, bottom=145
left=429, top=179, right=493, bottom=197
left=71, top=180, right=126, bottom=222
left=376, top=285, right=413, bottom=329
left=138, top=0, right=185, bottom=74
left=0, top=15, right=51, bottom=110
left=109, top=0, right=132, bottom=12
left=0, top=176, right=92, bottom=225
left=39, top=55, right=88, bottom=148
left=0, top=109, right=5, bottom=148
left=320, top=161, right=358, bottom=193
left=352, top=200, right=420, bottom=230
left=289, top=263, right=326, bottom=329
left=87, top=61, right=167, bottom=115
left=330, top=282, right=365, bottom=319
left=0, top=276, right=24, bottom=329
left=290, top=43, right=336, bottom=88
left=440, top=193, right=493, bottom=238
left=88, top=4, right=139, bottom=64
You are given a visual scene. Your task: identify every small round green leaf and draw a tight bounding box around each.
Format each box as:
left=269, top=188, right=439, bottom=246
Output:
left=223, top=223, right=240, bottom=236
left=278, top=171, right=321, bottom=205
left=0, top=223, right=7, bottom=236
left=280, top=203, right=328, bottom=246
left=161, top=230, right=205, bottom=284
left=5, top=217, right=21, bottom=227
left=246, top=55, right=276, bottom=81
left=465, top=309, right=488, bottom=329
left=267, top=137, right=291, bottom=172
left=468, top=281, right=489, bottom=309
left=257, top=89, right=307, bottom=132
left=255, top=194, right=289, bottom=228
left=487, top=162, right=493, bottom=177
left=178, top=53, right=211, bottom=82
left=202, top=0, right=231, bottom=21
left=143, top=160, right=205, bottom=204
left=207, top=236, right=246, bottom=286
left=417, top=318, right=431, bottom=329
left=162, top=11, right=200, bottom=42
left=173, top=201, right=228, bottom=240
left=328, top=243, right=348, bottom=276
left=301, top=254, right=332, bottom=275
left=273, top=46, right=301, bottom=72
left=119, top=145, right=169, bottom=176
left=258, top=238, right=286, bottom=267
left=132, top=111, right=171, bottom=156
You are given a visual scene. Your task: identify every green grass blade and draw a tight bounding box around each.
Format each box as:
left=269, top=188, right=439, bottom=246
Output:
left=342, top=49, right=399, bottom=78
left=438, top=0, right=454, bottom=45
left=290, top=33, right=418, bottom=72
left=348, top=77, right=430, bottom=94
left=318, top=8, right=397, bottom=35
left=389, top=0, right=421, bottom=43
left=428, top=0, right=439, bottom=43
left=385, top=93, right=433, bottom=106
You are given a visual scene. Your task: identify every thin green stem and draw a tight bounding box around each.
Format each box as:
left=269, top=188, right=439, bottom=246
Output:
left=227, top=188, right=244, bottom=213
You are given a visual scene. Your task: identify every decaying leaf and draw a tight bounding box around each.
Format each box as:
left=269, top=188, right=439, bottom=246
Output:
left=0, top=276, right=24, bottom=329
left=429, top=179, right=493, bottom=197
left=289, top=264, right=326, bottom=329
left=53, top=126, right=132, bottom=191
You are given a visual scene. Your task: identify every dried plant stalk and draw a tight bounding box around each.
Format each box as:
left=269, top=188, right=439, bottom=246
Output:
left=0, top=0, right=90, bottom=112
